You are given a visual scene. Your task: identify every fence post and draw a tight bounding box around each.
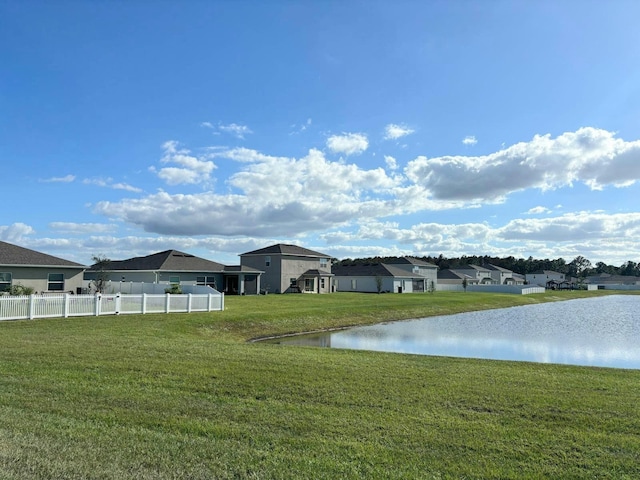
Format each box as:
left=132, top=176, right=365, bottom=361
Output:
left=115, top=293, right=121, bottom=315
left=207, top=293, right=213, bottom=312
left=165, top=293, right=171, bottom=313
left=187, top=293, right=192, bottom=313
left=142, top=293, right=147, bottom=314
left=64, top=293, right=70, bottom=318
left=95, top=294, right=101, bottom=316
left=221, top=292, right=225, bottom=311
left=29, top=294, right=35, bottom=320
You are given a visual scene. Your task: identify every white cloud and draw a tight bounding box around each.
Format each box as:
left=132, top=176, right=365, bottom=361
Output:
left=83, top=178, right=142, bottom=193
left=384, top=124, right=415, bottom=140
left=462, top=135, right=477, bottom=146
left=526, top=206, right=551, bottom=215
left=49, top=222, right=118, bottom=234
left=87, top=127, right=640, bottom=265
left=326, top=133, right=368, bottom=155
left=384, top=155, right=398, bottom=170
left=151, top=141, right=216, bottom=186
left=41, top=174, right=76, bottom=183
left=95, top=147, right=401, bottom=237
left=201, top=121, right=253, bottom=139
left=0, top=222, right=35, bottom=243
left=218, top=123, right=252, bottom=139
left=320, top=211, right=640, bottom=265
left=405, top=127, right=640, bottom=202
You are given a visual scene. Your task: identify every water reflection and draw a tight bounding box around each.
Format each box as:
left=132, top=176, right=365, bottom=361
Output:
left=272, top=295, right=640, bottom=369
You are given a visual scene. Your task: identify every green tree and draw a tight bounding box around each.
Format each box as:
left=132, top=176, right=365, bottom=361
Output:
left=91, top=255, right=111, bottom=293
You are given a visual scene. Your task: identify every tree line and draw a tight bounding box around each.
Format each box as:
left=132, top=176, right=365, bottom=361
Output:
left=336, top=254, right=640, bottom=278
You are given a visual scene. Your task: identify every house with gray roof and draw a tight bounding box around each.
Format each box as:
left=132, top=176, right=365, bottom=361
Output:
left=483, top=264, right=524, bottom=285
left=332, top=262, right=433, bottom=293
left=450, top=265, right=495, bottom=284
left=385, top=257, right=438, bottom=288
left=84, top=250, right=263, bottom=295
left=240, top=244, right=333, bottom=293
left=525, top=270, right=566, bottom=288
left=0, top=240, right=86, bottom=293
left=437, top=269, right=476, bottom=286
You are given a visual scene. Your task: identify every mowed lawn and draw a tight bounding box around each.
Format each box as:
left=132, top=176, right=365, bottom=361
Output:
left=1, top=291, right=639, bottom=479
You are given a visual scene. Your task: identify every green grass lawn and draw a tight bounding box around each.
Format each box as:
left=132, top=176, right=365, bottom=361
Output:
left=1, top=291, right=639, bottom=479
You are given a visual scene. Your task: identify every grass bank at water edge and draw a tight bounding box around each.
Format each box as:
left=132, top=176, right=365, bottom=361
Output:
left=0, top=291, right=638, bottom=479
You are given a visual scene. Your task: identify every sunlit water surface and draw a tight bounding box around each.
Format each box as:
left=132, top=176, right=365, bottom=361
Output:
left=272, top=295, right=640, bottom=369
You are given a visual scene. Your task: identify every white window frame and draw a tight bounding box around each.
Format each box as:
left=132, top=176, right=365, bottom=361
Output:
left=265, top=256, right=271, bottom=267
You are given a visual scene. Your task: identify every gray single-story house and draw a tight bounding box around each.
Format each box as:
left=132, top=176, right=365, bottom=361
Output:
left=332, top=262, right=433, bottom=293
left=84, top=249, right=263, bottom=295
left=0, top=240, right=85, bottom=294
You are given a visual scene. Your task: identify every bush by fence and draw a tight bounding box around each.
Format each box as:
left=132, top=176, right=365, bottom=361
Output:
left=0, top=292, right=224, bottom=322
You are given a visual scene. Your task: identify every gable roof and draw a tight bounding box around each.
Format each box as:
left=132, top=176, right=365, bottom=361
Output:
left=438, top=269, right=473, bottom=280
left=385, top=256, right=437, bottom=268
left=332, top=263, right=426, bottom=278
left=527, top=270, right=563, bottom=276
left=240, top=243, right=331, bottom=258
left=483, top=263, right=513, bottom=273
left=0, top=240, right=85, bottom=268
left=88, top=250, right=226, bottom=272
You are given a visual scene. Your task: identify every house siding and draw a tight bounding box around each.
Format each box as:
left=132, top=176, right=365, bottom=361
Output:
left=2, top=266, right=84, bottom=293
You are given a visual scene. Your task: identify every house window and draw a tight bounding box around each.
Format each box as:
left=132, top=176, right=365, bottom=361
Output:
left=0, top=272, right=11, bottom=292
left=320, top=278, right=325, bottom=289
left=169, top=276, right=180, bottom=285
left=351, top=279, right=357, bottom=290
left=320, top=258, right=328, bottom=269
left=290, top=278, right=297, bottom=286
left=265, top=256, right=271, bottom=267
left=197, top=276, right=217, bottom=288
left=48, top=273, right=64, bottom=291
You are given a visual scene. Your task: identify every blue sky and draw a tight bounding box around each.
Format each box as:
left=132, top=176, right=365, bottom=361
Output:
left=2, top=1, right=640, bottom=267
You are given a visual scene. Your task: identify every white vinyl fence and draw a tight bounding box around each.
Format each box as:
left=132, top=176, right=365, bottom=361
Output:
left=436, top=284, right=545, bottom=294
left=0, top=292, right=224, bottom=322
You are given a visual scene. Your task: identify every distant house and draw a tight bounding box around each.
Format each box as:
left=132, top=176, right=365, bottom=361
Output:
left=84, top=249, right=263, bottom=295
left=450, top=265, right=494, bottom=284
left=333, top=262, right=433, bottom=293
left=525, top=270, right=566, bottom=288
left=240, top=244, right=333, bottom=294
left=585, top=274, right=640, bottom=286
left=437, top=269, right=476, bottom=286
left=385, top=257, right=438, bottom=289
left=0, top=240, right=85, bottom=293
left=483, top=264, right=524, bottom=285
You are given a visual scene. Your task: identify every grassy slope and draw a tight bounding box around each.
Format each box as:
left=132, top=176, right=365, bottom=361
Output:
left=0, top=291, right=639, bottom=479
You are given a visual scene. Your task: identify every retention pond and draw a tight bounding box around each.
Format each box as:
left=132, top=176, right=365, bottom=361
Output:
left=270, top=295, right=640, bottom=369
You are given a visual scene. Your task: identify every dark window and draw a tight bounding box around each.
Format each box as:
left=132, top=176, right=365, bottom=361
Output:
left=48, top=273, right=64, bottom=291
left=0, top=272, right=11, bottom=292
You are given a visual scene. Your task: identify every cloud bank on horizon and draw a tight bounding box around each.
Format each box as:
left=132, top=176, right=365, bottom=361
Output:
left=2, top=2, right=640, bottom=266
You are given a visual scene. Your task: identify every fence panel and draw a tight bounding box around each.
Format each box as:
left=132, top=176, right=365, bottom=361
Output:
left=190, top=294, right=209, bottom=312
left=0, top=292, right=223, bottom=321
left=31, top=294, right=65, bottom=319
left=120, top=295, right=143, bottom=314
left=144, top=294, right=167, bottom=313
left=68, top=295, right=96, bottom=317
left=0, top=295, right=30, bottom=321
left=168, top=295, right=189, bottom=313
